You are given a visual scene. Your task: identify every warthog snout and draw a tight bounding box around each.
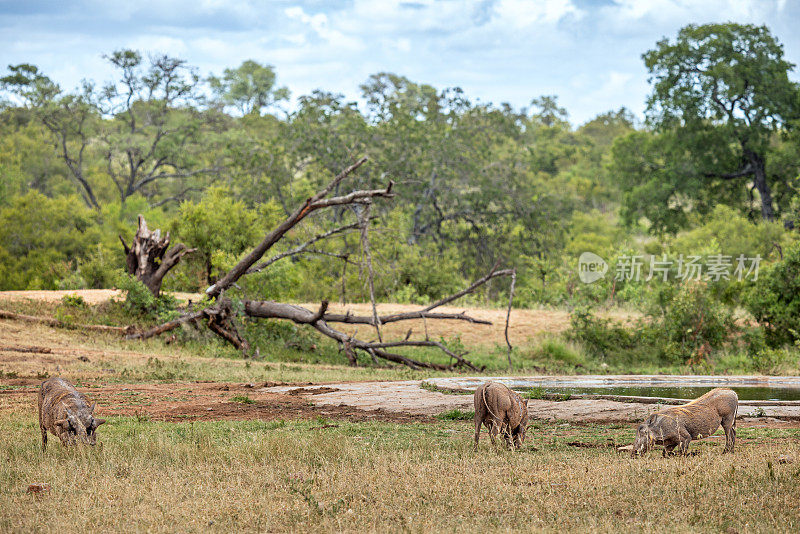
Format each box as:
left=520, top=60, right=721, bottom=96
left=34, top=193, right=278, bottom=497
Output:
left=631, top=425, right=654, bottom=458
left=55, top=405, right=104, bottom=446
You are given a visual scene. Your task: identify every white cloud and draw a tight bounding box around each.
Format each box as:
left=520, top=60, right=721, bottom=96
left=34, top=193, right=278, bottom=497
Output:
left=0, top=0, right=797, bottom=123
left=493, top=0, right=582, bottom=27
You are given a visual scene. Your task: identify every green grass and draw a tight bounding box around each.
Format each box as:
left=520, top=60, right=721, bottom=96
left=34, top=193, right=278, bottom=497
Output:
left=436, top=409, right=475, bottom=420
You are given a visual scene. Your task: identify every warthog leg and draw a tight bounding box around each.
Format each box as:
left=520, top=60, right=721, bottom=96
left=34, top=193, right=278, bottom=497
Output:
left=40, top=424, right=47, bottom=451
left=722, top=419, right=736, bottom=454
left=678, top=429, right=692, bottom=455
left=488, top=418, right=503, bottom=445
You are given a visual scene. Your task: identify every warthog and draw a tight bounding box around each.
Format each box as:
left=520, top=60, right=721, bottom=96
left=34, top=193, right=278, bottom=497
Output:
left=632, top=387, right=738, bottom=457
left=38, top=377, right=105, bottom=451
left=474, top=381, right=529, bottom=450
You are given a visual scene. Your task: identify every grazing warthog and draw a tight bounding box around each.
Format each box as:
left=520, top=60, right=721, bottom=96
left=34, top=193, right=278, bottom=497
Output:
left=474, top=381, right=529, bottom=450
left=632, top=388, right=738, bottom=457
left=38, top=377, right=105, bottom=451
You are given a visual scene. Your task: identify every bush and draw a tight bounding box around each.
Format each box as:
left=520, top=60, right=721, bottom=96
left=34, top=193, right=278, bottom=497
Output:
left=0, top=192, right=103, bottom=290
left=744, top=243, right=800, bottom=347
left=530, top=338, right=586, bottom=366
left=115, top=274, right=179, bottom=322
left=650, top=282, right=737, bottom=363
left=173, top=186, right=262, bottom=286
left=567, top=307, right=638, bottom=358
left=569, top=282, right=737, bottom=365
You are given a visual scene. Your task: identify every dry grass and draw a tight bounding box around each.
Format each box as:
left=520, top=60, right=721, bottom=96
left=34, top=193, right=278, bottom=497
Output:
left=0, top=293, right=798, bottom=532
left=1, top=416, right=798, bottom=533
left=0, top=319, right=430, bottom=386
left=0, top=289, right=637, bottom=348
left=308, top=302, right=638, bottom=348
left=0, top=289, right=200, bottom=305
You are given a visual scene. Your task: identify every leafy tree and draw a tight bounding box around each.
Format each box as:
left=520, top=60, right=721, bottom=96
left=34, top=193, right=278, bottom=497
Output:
left=173, top=186, right=261, bottom=284
left=636, top=23, right=799, bottom=224
left=579, top=108, right=635, bottom=150
left=745, top=243, right=800, bottom=346
left=1, top=51, right=225, bottom=208
left=0, top=191, right=103, bottom=289
left=1, top=64, right=103, bottom=208
left=209, top=60, right=289, bottom=116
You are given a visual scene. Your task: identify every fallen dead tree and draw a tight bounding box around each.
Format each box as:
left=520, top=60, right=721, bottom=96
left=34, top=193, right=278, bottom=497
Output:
left=128, top=157, right=515, bottom=370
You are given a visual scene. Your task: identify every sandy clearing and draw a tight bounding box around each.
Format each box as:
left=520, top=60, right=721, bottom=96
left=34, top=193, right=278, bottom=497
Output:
left=0, top=288, right=638, bottom=347
left=0, top=289, right=201, bottom=305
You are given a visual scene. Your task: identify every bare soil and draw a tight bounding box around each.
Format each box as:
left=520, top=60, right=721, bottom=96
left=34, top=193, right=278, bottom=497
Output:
left=0, top=380, right=429, bottom=424
left=2, top=289, right=792, bottom=429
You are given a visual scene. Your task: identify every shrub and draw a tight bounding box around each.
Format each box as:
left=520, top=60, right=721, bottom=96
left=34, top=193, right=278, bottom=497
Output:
left=0, top=192, right=102, bottom=290
left=530, top=338, right=586, bottom=366
left=744, top=243, right=800, bottom=347
left=569, top=282, right=737, bottom=365
left=651, top=282, right=737, bottom=363
left=567, top=307, right=638, bottom=358
left=60, top=294, right=87, bottom=308
left=115, top=274, right=179, bottom=322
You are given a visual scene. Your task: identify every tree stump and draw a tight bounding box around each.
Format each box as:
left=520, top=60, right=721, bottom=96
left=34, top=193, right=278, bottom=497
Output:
left=120, top=215, right=195, bottom=297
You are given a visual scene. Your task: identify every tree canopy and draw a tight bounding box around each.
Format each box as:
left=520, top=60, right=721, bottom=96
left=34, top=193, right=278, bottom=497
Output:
left=613, top=23, right=799, bottom=231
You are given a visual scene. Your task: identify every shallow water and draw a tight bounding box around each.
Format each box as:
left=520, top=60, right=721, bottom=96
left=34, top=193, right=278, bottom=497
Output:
left=517, top=385, right=800, bottom=402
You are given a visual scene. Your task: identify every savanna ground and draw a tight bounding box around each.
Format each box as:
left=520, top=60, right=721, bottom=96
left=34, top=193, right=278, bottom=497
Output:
left=1, top=291, right=799, bottom=533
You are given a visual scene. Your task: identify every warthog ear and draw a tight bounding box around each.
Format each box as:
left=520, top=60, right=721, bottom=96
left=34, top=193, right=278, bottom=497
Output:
left=89, top=401, right=97, bottom=414
left=523, top=399, right=528, bottom=406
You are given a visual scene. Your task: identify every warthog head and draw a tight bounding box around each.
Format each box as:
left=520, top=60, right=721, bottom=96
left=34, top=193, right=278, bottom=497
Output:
left=631, top=422, right=656, bottom=457
left=511, top=399, right=530, bottom=449
left=55, top=402, right=105, bottom=446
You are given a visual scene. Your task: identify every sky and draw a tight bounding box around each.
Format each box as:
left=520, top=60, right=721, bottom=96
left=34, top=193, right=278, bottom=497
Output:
left=1, top=0, right=799, bottom=125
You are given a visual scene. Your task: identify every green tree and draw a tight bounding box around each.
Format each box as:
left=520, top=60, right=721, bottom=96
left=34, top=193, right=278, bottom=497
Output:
left=0, top=191, right=103, bottom=289
left=209, top=60, right=289, bottom=116
left=173, top=186, right=261, bottom=284
left=1, top=51, right=225, bottom=209
left=745, top=243, right=800, bottom=347
left=637, top=23, right=799, bottom=224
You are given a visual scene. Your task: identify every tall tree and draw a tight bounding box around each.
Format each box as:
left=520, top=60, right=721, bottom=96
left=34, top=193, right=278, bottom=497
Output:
left=1, top=64, right=102, bottom=209
left=1, top=50, right=224, bottom=209
left=209, top=60, right=289, bottom=116
left=641, top=23, right=799, bottom=222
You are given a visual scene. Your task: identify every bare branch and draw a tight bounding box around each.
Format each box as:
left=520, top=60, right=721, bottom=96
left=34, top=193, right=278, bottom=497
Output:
left=246, top=222, right=360, bottom=275
left=505, top=268, right=516, bottom=370
left=127, top=311, right=204, bottom=340
left=322, top=311, right=492, bottom=326
left=358, top=203, right=382, bottom=342
left=421, top=262, right=512, bottom=312
left=206, top=157, right=370, bottom=298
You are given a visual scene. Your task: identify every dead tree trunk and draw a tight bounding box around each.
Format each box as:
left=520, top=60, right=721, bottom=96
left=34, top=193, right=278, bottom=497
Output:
left=119, top=215, right=196, bottom=297
left=127, top=158, right=515, bottom=369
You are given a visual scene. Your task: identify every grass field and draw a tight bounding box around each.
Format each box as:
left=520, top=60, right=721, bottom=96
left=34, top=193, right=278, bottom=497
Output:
left=2, top=415, right=799, bottom=532
left=2, top=292, right=800, bottom=532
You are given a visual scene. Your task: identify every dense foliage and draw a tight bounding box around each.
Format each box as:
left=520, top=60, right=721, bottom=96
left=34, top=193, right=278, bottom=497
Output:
left=1, top=22, right=800, bottom=370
